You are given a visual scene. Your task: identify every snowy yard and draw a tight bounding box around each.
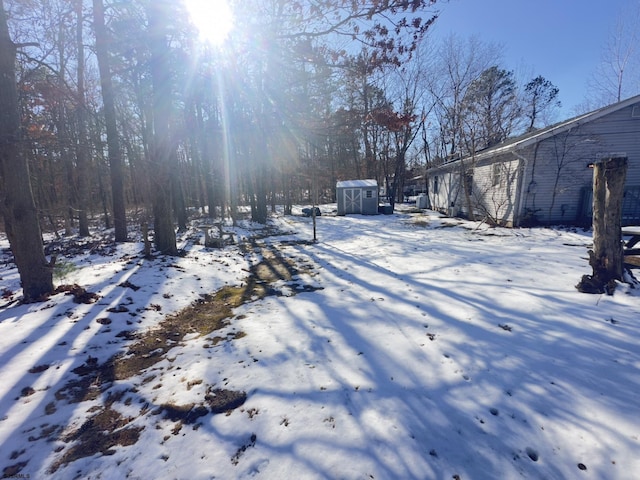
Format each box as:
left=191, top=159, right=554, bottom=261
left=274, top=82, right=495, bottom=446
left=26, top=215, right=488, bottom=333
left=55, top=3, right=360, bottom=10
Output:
left=0, top=206, right=639, bottom=479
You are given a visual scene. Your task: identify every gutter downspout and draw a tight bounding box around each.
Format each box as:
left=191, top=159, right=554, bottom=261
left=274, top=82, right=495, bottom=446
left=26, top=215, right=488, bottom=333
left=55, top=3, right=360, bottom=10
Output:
left=512, top=141, right=542, bottom=227
left=511, top=151, right=530, bottom=227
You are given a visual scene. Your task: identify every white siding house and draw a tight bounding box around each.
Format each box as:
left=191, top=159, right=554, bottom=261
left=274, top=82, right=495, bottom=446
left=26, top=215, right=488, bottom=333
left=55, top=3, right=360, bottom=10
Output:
left=426, top=95, right=640, bottom=226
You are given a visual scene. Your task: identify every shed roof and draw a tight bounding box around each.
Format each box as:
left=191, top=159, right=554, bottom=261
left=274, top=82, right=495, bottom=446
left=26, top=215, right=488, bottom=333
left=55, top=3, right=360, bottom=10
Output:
left=336, top=179, right=378, bottom=188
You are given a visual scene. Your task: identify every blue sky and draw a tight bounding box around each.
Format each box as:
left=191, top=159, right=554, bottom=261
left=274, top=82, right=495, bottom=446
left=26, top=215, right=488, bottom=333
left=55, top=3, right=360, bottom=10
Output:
left=431, top=0, right=633, bottom=118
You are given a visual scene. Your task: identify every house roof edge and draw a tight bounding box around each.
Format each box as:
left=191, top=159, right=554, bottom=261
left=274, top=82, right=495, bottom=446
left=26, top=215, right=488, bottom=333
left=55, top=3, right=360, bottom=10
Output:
left=427, top=94, right=640, bottom=172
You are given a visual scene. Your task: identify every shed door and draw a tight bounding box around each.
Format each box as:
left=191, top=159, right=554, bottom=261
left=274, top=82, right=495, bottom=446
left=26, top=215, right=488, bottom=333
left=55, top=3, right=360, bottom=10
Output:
left=344, top=188, right=362, bottom=214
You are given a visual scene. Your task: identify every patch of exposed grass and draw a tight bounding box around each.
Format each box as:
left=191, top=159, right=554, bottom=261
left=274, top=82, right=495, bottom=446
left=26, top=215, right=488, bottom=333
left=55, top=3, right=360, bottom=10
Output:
left=49, top=390, right=142, bottom=473
left=57, top=242, right=304, bottom=399
left=49, top=407, right=143, bottom=473
left=411, top=219, right=430, bottom=228
left=436, top=222, right=463, bottom=228
left=49, top=240, right=313, bottom=472
left=205, top=388, right=247, bottom=414
left=112, top=286, right=247, bottom=379
left=404, top=207, right=424, bottom=214
left=161, top=403, right=209, bottom=424
left=2, top=462, right=28, bottom=478
left=28, top=364, right=50, bottom=374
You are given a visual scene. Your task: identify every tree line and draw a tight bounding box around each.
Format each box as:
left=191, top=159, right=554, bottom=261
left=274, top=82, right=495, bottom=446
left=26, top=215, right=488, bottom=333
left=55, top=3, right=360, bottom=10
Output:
left=0, top=0, right=633, bottom=301
left=0, top=0, right=441, bottom=301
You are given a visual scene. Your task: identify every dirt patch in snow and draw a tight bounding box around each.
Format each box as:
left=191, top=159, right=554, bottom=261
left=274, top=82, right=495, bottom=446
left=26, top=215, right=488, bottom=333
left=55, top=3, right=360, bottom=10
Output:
left=42, top=239, right=316, bottom=474
left=49, top=405, right=143, bottom=473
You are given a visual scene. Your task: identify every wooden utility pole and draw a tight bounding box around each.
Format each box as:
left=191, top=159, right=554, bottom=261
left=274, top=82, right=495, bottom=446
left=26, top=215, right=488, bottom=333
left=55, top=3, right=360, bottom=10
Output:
left=577, top=156, right=628, bottom=294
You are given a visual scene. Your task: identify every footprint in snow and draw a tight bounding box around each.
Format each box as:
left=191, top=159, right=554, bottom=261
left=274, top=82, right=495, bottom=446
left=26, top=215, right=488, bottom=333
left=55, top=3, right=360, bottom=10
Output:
left=525, top=447, right=539, bottom=462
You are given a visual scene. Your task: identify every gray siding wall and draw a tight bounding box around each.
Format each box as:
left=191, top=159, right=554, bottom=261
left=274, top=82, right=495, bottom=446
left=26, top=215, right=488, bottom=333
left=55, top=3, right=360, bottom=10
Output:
left=428, top=155, right=521, bottom=225
left=428, top=169, right=463, bottom=215
left=522, top=103, right=640, bottom=224
left=469, top=157, right=521, bottom=225
left=362, top=196, right=378, bottom=215
left=337, top=188, right=345, bottom=215
left=427, top=100, right=640, bottom=226
left=361, top=190, right=378, bottom=214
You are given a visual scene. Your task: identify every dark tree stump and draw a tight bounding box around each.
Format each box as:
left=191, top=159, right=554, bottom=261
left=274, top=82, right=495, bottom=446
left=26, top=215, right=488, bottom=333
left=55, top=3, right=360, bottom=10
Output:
left=577, top=157, right=628, bottom=294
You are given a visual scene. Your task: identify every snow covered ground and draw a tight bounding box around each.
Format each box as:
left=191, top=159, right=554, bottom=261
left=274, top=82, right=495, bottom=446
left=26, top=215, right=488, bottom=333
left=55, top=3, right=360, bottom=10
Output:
left=0, top=206, right=639, bottom=479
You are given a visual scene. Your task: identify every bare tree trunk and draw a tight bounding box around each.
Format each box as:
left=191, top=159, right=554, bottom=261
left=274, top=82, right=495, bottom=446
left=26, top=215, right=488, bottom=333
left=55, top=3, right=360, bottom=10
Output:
left=363, top=90, right=382, bottom=181
left=171, top=160, right=187, bottom=232
left=251, top=161, right=269, bottom=224
left=54, top=20, right=75, bottom=237
left=577, top=157, right=628, bottom=294
left=196, top=106, right=217, bottom=217
left=146, top=0, right=177, bottom=254
left=0, top=2, right=54, bottom=301
left=184, top=101, right=205, bottom=213
left=93, top=0, right=127, bottom=241
left=75, top=0, right=90, bottom=236
left=282, top=170, right=293, bottom=215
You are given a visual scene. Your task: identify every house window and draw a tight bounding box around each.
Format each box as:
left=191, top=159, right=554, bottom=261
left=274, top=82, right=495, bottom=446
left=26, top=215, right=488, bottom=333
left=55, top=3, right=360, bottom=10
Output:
left=492, top=163, right=501, bottom=186
left=632, top=105, right=640, bottom=118
left=365, top=190, right=373, bottom=198
left=433, top=176, right=439, bottom=194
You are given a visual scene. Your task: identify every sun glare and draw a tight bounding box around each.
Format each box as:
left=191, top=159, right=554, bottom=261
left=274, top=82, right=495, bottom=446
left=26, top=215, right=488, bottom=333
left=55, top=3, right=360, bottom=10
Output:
left=185, top=0, right=234, bottom=46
